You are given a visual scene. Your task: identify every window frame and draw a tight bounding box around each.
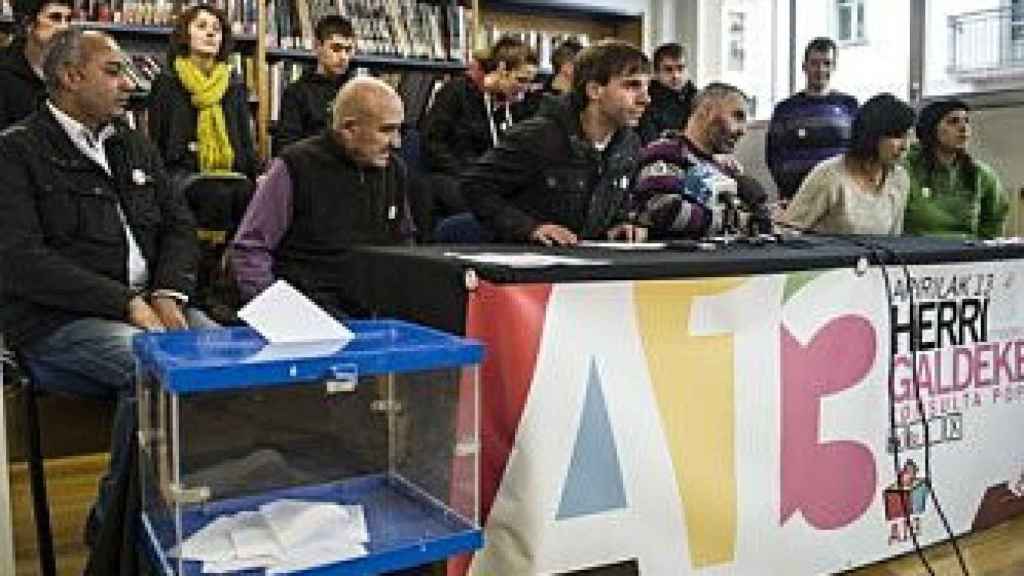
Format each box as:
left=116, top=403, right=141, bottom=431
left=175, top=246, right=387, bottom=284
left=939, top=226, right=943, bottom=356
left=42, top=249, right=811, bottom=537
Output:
left=834, top=0, right=868, bottom=46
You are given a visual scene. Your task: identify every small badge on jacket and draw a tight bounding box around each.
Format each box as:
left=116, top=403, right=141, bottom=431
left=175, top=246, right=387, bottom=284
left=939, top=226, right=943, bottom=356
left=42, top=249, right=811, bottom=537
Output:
left=131, top=168, right=149, bottom=186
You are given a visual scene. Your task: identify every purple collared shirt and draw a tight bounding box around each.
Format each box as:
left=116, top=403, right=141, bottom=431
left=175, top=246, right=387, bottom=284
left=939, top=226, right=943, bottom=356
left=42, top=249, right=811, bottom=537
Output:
left=229, top=158, right=294, bottom=301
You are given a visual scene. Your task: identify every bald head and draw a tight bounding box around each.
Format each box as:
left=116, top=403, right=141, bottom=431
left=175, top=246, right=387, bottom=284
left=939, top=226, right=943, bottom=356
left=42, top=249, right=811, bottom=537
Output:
left=684, top=82, right=749, bottom=155
left=332, top=76, right=402, bottom=129
left=332, top=76, right=405, bottom=168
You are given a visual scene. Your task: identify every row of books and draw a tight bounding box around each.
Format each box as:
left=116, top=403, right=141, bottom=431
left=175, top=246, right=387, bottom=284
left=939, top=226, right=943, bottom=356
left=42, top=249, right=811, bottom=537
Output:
left=287, top=0, right=473, bottom=61
left=264, top=58, right=448, bottom=130
left=0, top=0, right=472, bottom=62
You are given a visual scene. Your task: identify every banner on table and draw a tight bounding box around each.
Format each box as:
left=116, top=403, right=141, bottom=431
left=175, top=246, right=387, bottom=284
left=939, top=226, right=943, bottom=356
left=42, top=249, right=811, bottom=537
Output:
left=463, top=260, right=1024, bottom=575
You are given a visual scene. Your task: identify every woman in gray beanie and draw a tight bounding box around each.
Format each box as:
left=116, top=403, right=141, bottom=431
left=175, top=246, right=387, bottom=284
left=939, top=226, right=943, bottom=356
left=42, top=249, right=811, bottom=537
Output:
left=901, top=99, right=1008, bottom=238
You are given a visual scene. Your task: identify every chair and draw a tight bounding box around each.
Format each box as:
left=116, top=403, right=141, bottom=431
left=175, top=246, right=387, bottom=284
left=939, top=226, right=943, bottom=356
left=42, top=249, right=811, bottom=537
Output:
left=2, top=351, right=57, bottom=576
left=180, top=173, right=253, bottom=324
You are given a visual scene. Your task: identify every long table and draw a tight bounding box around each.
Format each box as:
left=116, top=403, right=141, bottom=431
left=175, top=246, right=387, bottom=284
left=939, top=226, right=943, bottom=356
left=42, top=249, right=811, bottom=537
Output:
left=355, top=236, right=1024, bottom=575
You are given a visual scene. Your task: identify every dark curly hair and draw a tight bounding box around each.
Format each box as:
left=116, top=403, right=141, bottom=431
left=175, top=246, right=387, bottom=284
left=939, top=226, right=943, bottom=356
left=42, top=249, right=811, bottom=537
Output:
left=167, top=4, right=234, bottom=64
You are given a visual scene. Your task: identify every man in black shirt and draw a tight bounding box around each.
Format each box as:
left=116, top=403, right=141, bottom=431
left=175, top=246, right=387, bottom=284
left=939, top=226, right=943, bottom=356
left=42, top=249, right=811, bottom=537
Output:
left=273, top=15, right=355, bottom=153
left=0, top=0, right=73, bottom=128
left=638, top=42, right=697, bottom=144
left=462, top=40, right=651, bottom=245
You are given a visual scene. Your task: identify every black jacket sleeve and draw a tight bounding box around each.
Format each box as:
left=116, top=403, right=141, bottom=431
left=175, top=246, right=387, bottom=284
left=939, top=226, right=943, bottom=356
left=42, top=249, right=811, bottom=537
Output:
left=227, top=82, right=259, bottom=180
left=143, top=141, right=200, bottom=296
left=421, top=80, right=465, bottom=175
left=0, top=136, right=133, bottom=320
left=274, top=82, right=306, bottom=154
left=765, top=107, right=784, bottom=188
left=460, top=121, right=549, bottom=242
left=637, top=108, right=660, bottom=145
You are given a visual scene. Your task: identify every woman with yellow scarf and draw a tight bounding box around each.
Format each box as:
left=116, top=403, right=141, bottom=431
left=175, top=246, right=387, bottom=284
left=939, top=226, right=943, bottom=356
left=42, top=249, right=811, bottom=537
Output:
left=147, top=4, right=257, bottom=182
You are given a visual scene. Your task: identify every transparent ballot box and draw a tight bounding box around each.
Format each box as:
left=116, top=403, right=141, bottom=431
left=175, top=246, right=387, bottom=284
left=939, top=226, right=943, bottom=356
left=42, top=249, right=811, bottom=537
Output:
left=133, top=320, right=483, bottom=575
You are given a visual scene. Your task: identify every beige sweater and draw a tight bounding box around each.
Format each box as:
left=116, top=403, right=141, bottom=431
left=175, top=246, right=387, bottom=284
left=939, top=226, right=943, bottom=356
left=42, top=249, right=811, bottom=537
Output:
left=783, top=156, right=909, bottom=235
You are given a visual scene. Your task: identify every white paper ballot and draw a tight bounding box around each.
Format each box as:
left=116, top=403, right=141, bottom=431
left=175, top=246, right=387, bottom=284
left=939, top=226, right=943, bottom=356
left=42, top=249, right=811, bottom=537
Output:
left=228, top=511, right=284, bottom=561
left=172, top=516, right=236, bottom=563
left=266, top=540, right=367, bottom=574
left=203, top=554, right=281, bottom=574
left=238, top=280, right=354, bottom=345
left=178, top=499, right=370, bottom=574
left=577, top=240, right=667, bottom=250
left=444, top=252, right=610, bottom=268
left=260, top=500, right=351, bottom=549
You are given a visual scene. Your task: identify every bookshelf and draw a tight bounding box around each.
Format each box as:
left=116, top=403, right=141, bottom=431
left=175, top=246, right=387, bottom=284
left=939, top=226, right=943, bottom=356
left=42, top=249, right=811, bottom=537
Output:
left=0, top=0, right=646, bottom=158
left=472, top=0, right=643, bottom=71
left=0, top=0, right=472, bottom=160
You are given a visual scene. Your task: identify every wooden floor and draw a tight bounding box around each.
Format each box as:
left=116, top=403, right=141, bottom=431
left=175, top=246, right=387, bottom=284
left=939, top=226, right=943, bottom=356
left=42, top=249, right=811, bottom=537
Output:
left=8, top=454, right=1024, bottom=575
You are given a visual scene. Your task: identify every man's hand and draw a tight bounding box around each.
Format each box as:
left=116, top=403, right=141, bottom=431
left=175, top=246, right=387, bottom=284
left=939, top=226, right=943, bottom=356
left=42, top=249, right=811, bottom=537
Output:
left=713, top=154, right=744, bottom=174
left=607, top=223, right=648, bottom=243
left=151, top=295, right=188, bottom=330
left=127, top=295, right=165, bottom=331
left=530, top=223, right=578, bottom=246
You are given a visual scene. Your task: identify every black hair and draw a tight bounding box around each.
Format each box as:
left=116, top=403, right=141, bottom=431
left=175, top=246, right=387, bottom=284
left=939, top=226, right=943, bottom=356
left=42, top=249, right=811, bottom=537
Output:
left=473, top=35, right=534, bottom=74
left=847, top=93, right=915, bottom=164
left=803, top=36, right=837, bottom=64
left=916, top=99, right=978, bottom=193
left=315, top=14, right=354, bottom=43
left=11, top=0, right=73, bottom=43
left=570, top=39, right=650, bottom=108
left=653, top=42, right=685, bottom=69
left=167, top=4, right=234, bottom=64
left=551, top=38, right=582, bottom=73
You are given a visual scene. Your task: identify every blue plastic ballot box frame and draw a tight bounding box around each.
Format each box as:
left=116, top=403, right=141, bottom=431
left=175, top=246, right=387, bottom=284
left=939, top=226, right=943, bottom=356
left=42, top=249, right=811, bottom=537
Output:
left=133, top=319, right=484, bottom=575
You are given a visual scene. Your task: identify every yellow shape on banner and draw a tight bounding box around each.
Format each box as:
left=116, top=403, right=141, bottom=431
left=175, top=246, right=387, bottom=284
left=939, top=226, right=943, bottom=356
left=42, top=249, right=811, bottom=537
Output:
left=635, top=278, right=744, bottom=569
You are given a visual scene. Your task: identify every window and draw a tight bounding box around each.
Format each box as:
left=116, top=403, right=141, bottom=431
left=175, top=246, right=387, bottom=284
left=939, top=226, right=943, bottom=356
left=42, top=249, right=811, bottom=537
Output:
left=1012, top=0, right=1024, bottom=42
left=835, top=0, right=866, bottom=44
left=727, top=11, right=746, bottom=72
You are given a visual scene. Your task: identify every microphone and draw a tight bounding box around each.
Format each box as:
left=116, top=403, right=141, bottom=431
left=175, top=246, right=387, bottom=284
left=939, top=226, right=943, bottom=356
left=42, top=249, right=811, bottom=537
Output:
left=734, top=174, right=773, bottom=235
left=735, top=174, right=768, bottom=207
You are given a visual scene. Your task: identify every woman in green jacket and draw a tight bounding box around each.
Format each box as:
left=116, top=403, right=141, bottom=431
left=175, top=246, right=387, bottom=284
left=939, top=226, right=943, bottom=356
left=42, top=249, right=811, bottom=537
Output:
left=902, top=99, right=1008, bottom=239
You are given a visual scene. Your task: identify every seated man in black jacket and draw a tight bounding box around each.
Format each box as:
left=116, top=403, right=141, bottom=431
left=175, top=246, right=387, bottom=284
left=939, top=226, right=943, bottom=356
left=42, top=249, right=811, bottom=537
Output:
left=461, top=40, right=651, bottom=245
left=0, top=0, right=73, bottom=129
left=230, top=77, right=426, bottom=316
left=273, top=15, right=355, bottom=153
left=420, top=35, right=536, bottom=219
left=0, top=29, right=206, bottom=544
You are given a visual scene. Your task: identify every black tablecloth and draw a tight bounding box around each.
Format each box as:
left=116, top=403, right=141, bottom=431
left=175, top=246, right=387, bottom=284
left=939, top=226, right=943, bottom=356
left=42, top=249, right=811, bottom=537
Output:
left=354, top=236, right=1024, bottom=334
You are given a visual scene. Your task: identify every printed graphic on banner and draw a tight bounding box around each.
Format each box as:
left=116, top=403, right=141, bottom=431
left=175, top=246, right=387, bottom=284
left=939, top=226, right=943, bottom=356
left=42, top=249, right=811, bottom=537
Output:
left=635, top=279, right=744, bottom=569
left=464, top=261, right=1024, bottom=576
left=882, top=460, right=930, bottom=544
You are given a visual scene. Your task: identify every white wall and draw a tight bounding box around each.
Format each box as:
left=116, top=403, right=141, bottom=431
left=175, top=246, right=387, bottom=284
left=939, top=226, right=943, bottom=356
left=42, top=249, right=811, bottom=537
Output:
left=792, top=0, right=912, bottom=102
left=968, top=102, right=1024, bottom=234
